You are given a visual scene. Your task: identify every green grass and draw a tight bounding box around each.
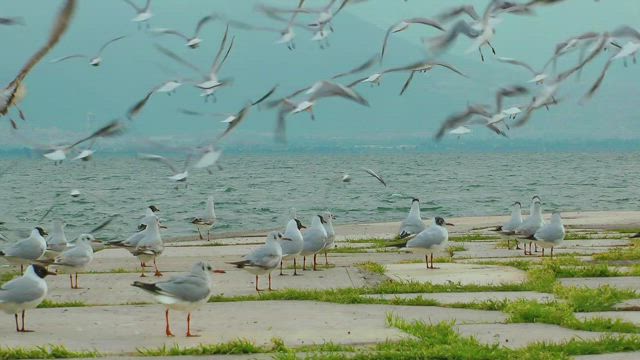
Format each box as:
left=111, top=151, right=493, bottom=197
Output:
left=355, top=261, right=386, bottom=275
left=505, top=299, right=640, bottom=333
left=564, top=231, right=596, bottom=240
left=0, top=345, right=99, bottom=359
left=449, top=234, right=500, bottom=242
left=593, top=239, right=640, bottom=261
left=554, top=285, right=637, bottom=312
left=615, top=228, right=640, bottom=234
left=37, top=299, right=86, bottom=308
left=0, top=271, right=18, bottom=286
left=138, top=339, right=267, bottom=356
left=378, top=315, right=640, bottom=360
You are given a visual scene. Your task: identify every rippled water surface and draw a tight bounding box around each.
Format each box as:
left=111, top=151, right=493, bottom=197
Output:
left=0, top=152, right=638, bottom=240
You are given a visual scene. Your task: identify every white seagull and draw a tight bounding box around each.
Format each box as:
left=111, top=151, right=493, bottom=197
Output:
left=300, top=215, right=328, bottom=271
left=279, top=218, right=305, bottom=275
left=50, top=35, right=126, bottom=67
left=132, top=261, right=225, bottom=337
left=320, top=211, right=336, bottom=265
left=0, top=227, right=48, bottom=274
left=152, top=14, right=217, bottom=49
left=398, top=198, right=426, bottom=239
left=534, top=212, right=565, bottom=258
left=0, top=264, right=56, bottom=332
left=228, top=231, right=289, bottom=292
left=516, top=197, right=545, bottom=255
left=191, top=196, right=216, bottom=241
left=395, top=217, right=454, bottom=269
left=123, top=0, right=152, bottom=29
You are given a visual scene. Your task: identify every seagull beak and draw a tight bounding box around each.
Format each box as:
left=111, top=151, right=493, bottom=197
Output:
left=212, top=269, right=226, bottom=274
left=445, top=222, right=455, bottom=226
left=159, top=224, right=168, bottom=229
left=46, top=269, right=57, bottom=276
left=281, top=237, right=293, bottom=241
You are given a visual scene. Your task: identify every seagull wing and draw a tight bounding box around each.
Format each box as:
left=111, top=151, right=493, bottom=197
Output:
left=405, top=17, right=445, bottom=31
left=155, top=44, right=203, bottom=76
left=496, top=57, right=537, bottom=75
left=363, top=168, right=386, bottom=187
left=123, top=0, right=143, bottom=12
left=331, top=54, right=378, bottom=80
left=50, top=54, right=87, bottom=63
left=139, top=153, right=179, bottom=174
left=70, top=120, right=124, bottom=148
left=153, top=28, right=190, bottom=40
left=194, top=14, right=217, bottom=36
left=97, top=35, right=126, bottom=56
left=309, top=81, right=369, bottom=106
left=210, top=25, right=230, bottom=75
left=1, top=0, right=76, bottom=116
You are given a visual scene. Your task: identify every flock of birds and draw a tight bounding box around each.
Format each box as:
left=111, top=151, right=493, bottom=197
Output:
left=0, top=191, right=572, bottom=336
left=0, top=0, right=638, bottom=338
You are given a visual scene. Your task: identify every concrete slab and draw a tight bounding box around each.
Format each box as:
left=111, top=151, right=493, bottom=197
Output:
left=574, top=352, right=640, bottom=360
left=0, top=302, right=504, bottom=354
left=385, top=263, right=527, bottom=286
left=365, top=291, right=555, bottom=304
left=456, top=323, right=613, bottom=349
left=558, top=277, right=640, bottom=292
left=575, top=312, right=640, bottom=326
left=46, top=266, right=368, bottom=305
left=614, top=299, right=640, bottom=311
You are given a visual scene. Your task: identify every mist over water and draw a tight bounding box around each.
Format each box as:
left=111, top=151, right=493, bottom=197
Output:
left=1, top=152, right=638, bottom=240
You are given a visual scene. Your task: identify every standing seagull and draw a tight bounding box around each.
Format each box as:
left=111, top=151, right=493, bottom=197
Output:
left=320, top=211, right=336, bottom=265
left=45, top=234, right=94, bottom=289
left=0, top=0, right=76, bottom=127
left=228, top=231, right=289, bottom=292
left=394, top=217, right=454, bottom=269
left=534, top=212, right=565, bottom=258
left=132, top=262, right=225, bottom=337
left=0, top=265, right=56, bottom=332
left=191, top=196, right=216, bottom=241
left=0, top=227, right=48, bottom=274
left=280, top=217, right=305, bottom=275
left=45, top=220, right=69, bottom=254
left=516, top=197, right=545, bottom=255
left=132, top=216, right=164, bottom=277
left=398, top=198, right=426, bottom=239
left=123, top=0, right=152, bottom=29
left=300, top=215, right=328, bottom=271
left=494, top=202, right=523, bottom=249
left=50, top=35, right=126, bottom=67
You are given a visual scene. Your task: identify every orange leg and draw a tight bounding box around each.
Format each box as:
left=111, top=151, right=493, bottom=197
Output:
left=186, top=312, right=199, bottom=337
left=302, top=256, right=306, bottom=271
left=14, top=314, right=19, bottom=332
left=255, top=275, right=263, bottom=292
left=268, top=273, right=273, bottom=291
left=313, top=254, right=317, bottom=271
left=153, top=258, right=162, bottom=277
left=165, top=309, right=174, bottom=337
left=425, top=255, right=429, bottom=270
left=19, top=310, right=32, bottom=332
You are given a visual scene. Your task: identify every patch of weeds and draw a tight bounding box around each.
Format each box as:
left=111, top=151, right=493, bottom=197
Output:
left=0, top=271, right=18, bottom=286
left=614, top=228, right=640, bottom=234
left=137, top=339, right=269, bottom=356
left=448, top=299, right=511, bottom=311
left=379, top=315, right=640, bottom=359
left=355, top=262, right=386, bottom=275
left=0, top=345, right=99, bottom=359
left=564, top=232, right=596, bottom=240
left=449, top=234, right=500, bottom=242
left=37, top=299, right=86, bottom=308
left=329, top=247, right=368, bottom=254
left=505, top=299, right=640, bottom=333
left=554, top=284, right=636, bottom=312
left=594, top=239, right=640, bottom=261
left=476, top=259, right=533, bottom=271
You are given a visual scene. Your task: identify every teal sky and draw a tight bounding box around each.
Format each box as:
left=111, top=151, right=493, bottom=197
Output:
left=1, top=0, right=640, bottom=149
